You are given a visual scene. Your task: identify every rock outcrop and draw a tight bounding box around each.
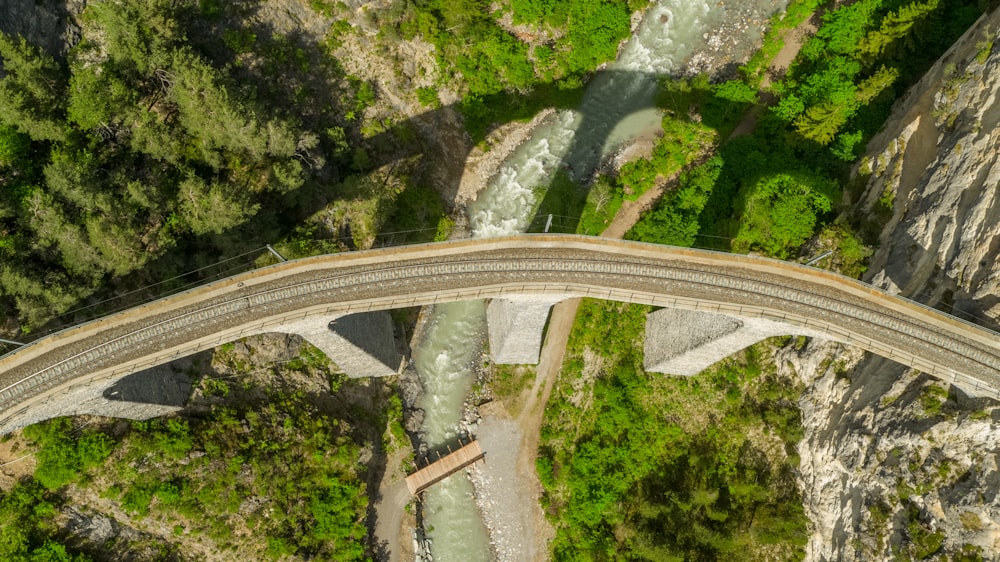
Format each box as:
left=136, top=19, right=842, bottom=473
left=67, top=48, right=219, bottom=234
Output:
left=857, top=10, right=1000, bottom=321
left=795, top=9, right=1000, bottom=560
left=0, top=0, right=84, bottom=57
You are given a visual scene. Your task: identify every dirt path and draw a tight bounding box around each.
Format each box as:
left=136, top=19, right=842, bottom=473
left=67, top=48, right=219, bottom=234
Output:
left=513, top=298, right=580, bottom=559
left=502, top=181, right=672, bottom=559
left=0, top=434, right=35, bottom=491
left=599, top=181, right=674, bottom=239
left=729, top=15, right=819, bottom=139
left=372, top=449, right=413, bottom=562
left=503, top=13, right=829, bottom=559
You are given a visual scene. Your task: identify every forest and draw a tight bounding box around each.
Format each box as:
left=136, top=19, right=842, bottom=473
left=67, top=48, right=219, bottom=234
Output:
left=624, top=0, right=983, bottom=260
left=0, top=0, right=649, bottom=340
left=538, top=301, right=809, bottom=560
left=0, top=0, right=335, bottom=331
left=0, top=0, right=995, bottom=559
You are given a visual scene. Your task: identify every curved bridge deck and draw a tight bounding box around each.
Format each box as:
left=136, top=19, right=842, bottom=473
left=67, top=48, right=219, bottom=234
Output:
left=2, top=235, right=999, bottom=430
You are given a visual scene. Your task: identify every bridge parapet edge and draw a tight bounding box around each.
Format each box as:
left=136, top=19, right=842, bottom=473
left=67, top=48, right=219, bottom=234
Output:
left=1, top=237, right=999, bottom=432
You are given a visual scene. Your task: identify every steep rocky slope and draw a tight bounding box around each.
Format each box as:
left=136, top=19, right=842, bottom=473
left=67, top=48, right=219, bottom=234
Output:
left=857, top=11, right=1000, bottom=319
left=0, top=0, right=83, bottom=57
left=793, top=9, right=1000, bottom=560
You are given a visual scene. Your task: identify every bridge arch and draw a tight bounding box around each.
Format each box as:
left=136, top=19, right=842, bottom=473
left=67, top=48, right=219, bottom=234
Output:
left=2, top=235, right=999, bottom=433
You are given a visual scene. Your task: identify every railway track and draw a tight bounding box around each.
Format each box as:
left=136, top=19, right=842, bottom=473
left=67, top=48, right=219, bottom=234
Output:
left=2, top=235, right=999, bottom=429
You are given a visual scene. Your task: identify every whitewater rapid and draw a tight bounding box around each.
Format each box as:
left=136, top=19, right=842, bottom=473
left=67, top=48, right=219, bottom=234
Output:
left=412, top=1, right=787, bottom=560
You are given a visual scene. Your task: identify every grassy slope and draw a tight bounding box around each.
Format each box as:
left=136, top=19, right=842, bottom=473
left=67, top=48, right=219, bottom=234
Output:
left=6, top=337, right=407, bottom=561
left=537, top=300, right=808, bottom=561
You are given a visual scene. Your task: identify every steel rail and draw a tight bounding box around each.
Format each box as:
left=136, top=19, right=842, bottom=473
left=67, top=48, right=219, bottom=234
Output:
left=1, top=235, right=999, bottom=427
left=0, top=257, right=990, bottom=393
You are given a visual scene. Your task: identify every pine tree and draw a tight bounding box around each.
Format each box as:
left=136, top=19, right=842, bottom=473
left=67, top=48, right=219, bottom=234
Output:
left=856, top=65, right=900, bottom=104
left=857, top=0, right=941, bottom=59
left=0, top=34, right=68, bottom=142
left=177, top=173, right=258, bottom=235
left=795, top=100, right=852, bottom=145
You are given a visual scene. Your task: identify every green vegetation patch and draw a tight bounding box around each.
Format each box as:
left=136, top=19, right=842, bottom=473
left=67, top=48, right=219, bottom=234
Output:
left=628, top=0, right=981, bottom=265
left=98, top=391, right=369, bottom=560
left=576, top=116, right=715, bottom=237
left=373, top=0, right=640, bottom=140
left=13, top=337, right=399, bottom=560
left=740, top=0, right=827, bottom=86
left=770, top=0, right=981, bottom=155
left=732, top=170, right=837, bottom=258
left=0, top=480, right=90, bottom=561
left=0, top=0, right=387, bottom=332
left=489, top=364, right=537, bottom=417
left=22, top=417, right=114, bottom=491
left=538, top=300, right=808, bottom=560
left=918, top=383, right=949, bottom=417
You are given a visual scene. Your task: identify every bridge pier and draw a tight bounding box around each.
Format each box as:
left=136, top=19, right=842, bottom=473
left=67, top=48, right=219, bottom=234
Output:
left=487, top=296, right=570, bottom=364
left=271, top=311, right=403, bottom=378
left=0, top=362, right=195, bottom=434
left=0, top=311, right=402, bottom=433
left=644, top=308, right=837, bottom=375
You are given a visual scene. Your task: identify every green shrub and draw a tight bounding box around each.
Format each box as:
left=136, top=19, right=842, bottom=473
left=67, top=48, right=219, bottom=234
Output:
left=122, top=486, right=154, bottom=516
left=0, top=483, right=87, bottom=557
left=416, top=87, right=440, bottom=108
left=732, top=171, right=838, bottom=258
left=222, top=29, right=257, bottom=53
left=23, top=418, right=115, bottom=490
left=0, top=124, right=30, bottom=168
left=155, top=482, right=182, bottom=506
left=919, top=384, right=948, bottom=417
left=89, top=381, right=372, bottom=559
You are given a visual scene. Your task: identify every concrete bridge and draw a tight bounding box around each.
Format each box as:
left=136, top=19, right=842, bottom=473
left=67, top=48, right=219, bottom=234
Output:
left=2, top=234, right=1000, bottom=433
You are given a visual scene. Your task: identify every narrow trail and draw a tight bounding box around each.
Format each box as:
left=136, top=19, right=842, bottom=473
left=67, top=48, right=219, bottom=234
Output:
left=511, top=182, right=680, bottom=559
left=510, top=10, right=825, bottom=558
left=372, top=449, right=412, bottom=562
left=729, top=14, right=819, bottom=139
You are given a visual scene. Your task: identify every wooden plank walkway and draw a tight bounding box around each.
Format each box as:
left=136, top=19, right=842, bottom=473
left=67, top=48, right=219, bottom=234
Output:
left=405, top=440, right=486, bottom=496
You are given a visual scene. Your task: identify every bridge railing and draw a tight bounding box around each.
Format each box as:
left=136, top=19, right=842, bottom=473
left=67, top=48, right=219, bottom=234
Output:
left=3, top=223, right=999, bottom=369
left=0, top=213, right=578, bottom=358
left=3, top=237, right=1000, bottom=428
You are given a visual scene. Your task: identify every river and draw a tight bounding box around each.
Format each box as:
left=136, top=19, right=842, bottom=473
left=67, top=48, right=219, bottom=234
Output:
left=411, top=1, right=787, bottom=560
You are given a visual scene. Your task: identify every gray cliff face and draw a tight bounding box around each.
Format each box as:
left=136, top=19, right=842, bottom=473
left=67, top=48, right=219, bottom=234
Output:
left=0, top=0, right=84, bottom=57
left=859, top=11, right=1000, bottom=320
left=794, top=10, right=1000, bottom=561
left=791, top=342, right=1000, bottom=560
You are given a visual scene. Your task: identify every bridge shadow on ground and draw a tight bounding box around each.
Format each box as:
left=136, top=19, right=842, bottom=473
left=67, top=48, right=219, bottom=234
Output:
left=103, top=366, right=193, bottom=409
left=16, top=68, right=672, bottom=345
left=121, top=334, right=401, bottom=561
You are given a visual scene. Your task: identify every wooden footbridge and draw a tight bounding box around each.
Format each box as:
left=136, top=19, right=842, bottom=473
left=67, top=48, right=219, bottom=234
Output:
left=405, top=439, right=486, bottom=496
